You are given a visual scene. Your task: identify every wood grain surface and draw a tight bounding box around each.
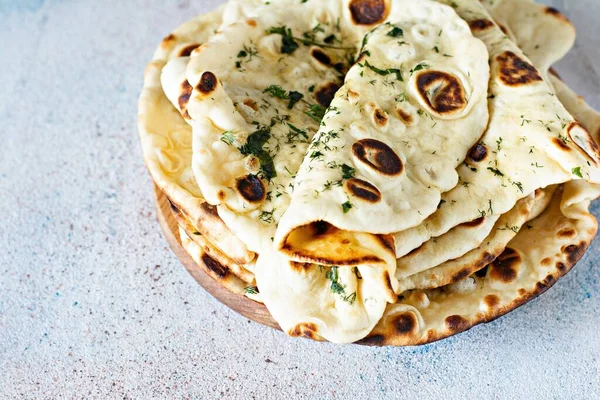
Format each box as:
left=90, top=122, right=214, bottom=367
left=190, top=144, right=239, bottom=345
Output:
left=153, top=185, right=281, bottom=331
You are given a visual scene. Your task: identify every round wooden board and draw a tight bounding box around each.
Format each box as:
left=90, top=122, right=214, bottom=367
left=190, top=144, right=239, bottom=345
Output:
left=153, top=185, right=281, bottom=331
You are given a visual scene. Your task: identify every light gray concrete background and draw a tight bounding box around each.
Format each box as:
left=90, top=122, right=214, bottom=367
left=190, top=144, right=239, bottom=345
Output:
left=1, top=0, right=599, bottom=398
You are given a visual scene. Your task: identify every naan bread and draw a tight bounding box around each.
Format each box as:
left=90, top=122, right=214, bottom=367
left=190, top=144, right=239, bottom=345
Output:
left=390, top=0, right=579, bottom=275
left=551, top=75, right=600, bottom=144
left=179, top=227, right=257, bottom=299
left=274, top=0, right=489, bottom=266
left=482, top=0, right=575, bottom=83
left=365, top=180, right=599, bottom=346
left=365, top=40, right=600, bottom=345
left=396, top=186, right=555, bottom=293
left=254, top=247, right=392, bottom=343
left=171, top=203, right=256, bottom=282
left=169, top=0, right=489, bottom=344
left=393, top=0, right=600, bottom=257
left=173, top=1, right=352, bottom=253
left=140, top=0, right=599, bottom=346
left=138, top=9, right=256, bottom=265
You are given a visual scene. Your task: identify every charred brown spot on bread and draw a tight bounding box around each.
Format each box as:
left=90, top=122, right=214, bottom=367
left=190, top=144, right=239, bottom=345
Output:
left=349, top=0, right=389, bottom=25
left=288, top=323, right=319, bottom=340
left=315, top=82, right=341, bottom=107
left=535, top=274, right=556, bottom=294
left=352, top=139, right=403, bottom=176
left=498, top=24, right=509, bottom=36
left=217, top=190, right=226, bottom=201
left=496, top=51, right=543, bottom=86
left=556, top=262, right=567, bottom=272
left=549, top=68, right=561, bottom=79
left=179, top=43, right=201, bottom=57
left=567, top=122, right=600, bottom=164
left=311, top=221, right=333, bottom=237
left=483, top=295, right=500, bottom=309
left=445, top=315, right=470, bottom=333
left=545, top=6, right=570, bottom=23
left=168, top=198, right=179, bottom=214
left=475, top=265, right=489, bottom=278
left=373, top=108, right=389, bottom=127
left=359, top=334, right=384, bottom=346
left=396, top=107, right=413, bottom=124
left=242, top=98, right=259, bottom=111
left=289, top=262, right=312, bottom=273
left=333, top=62, right=348, bottom=75
left=200, top=202, right=219, bottom=217
left=347, top=90, right=361, bottom=103
left=311, top=48, right=332, bottom=66
left=461, top=217, right=486, bottom=228
left=468, top=19, right=494, bottom=32
left=468, top=143, right=488, bottom=162
left=416, top=71, right=467, bottom=115
left=345, top=178, right=382, bottom=203
left=161, top=33, right=176, bottom=48
left=392, top=312, right=418, bottom=335
left=562, top=242, right=586, bottom=265
left=383, top=270, right=394, bottom=292
left=377, top=234, right=395, bottom=254
left=201, top=254, right=229, bottom=277
left=452, top=268, right=471, bottom=282
left=489, top=247, right=521, bottom=283
left=246, top=19, right=257, bottom=27
left=178, top=80, right=193, bottom=118
left=558, top=228, right=576, bottom=238
left=235, top=174, right=266, bottom=203
left=482, top=252, right=496, bottom=265
left=552, top=137, right=571, bottom=152
left=541, top=257, right=552, bottom=267
left=197, top=71, right=218, bottom=94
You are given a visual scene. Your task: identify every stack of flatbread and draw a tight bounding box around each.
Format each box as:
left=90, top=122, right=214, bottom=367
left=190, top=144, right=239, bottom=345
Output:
left=139, top=0, right=600, bottom=345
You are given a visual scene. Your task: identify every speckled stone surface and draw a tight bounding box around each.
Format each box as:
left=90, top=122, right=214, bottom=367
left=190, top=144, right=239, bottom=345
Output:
left=1, top=0, right=599, bottom=398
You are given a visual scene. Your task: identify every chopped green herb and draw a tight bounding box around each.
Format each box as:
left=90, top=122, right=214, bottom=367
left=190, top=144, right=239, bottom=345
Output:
left=387, top=26, right=404, bottom=38
left=342, top=201, right=353, bottom=213
left=244, top=286, right=259, bottom=295
left=287, top=91, right=304, bottom=109
left=395, top=91, right=408, bottom=102
left=487, top=167, right=505, bottom=177
left=305, top=104, right=327, bottom=122
left=310, top=150, right=324, bottom=160
left=512, top=181, right=524, bottom=193
left=558, top=133, right=570, bottom=144
left=361, top=60, right=403, bottom=81
left=341, top=164, right=355, bottom=180
left=220, top=131, right=235, bottom=146
left=287, top=123, right=309, bottom=143
left=325, top=267, right=356, bottom=305
left=267, top=25, right=353, bottom=54
left=572, top=167, right=583, bottom=178
left=259, top=209, right=275, bottom=224
left=263, top=85, right=289, bottom=99
left=410, top=62, right=430, bottom=75
left=267, top=26, right=299, bottom=54
left=238, top=128, right=277, bottom=180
